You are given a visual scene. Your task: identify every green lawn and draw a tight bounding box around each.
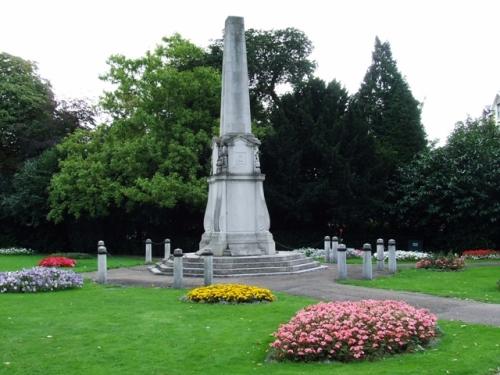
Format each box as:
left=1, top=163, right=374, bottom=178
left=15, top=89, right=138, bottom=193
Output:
left=340, top=266, right=500, bottom=303
left=0, top=255, right=147, bottom=272
left=0, top=283, right=499, bottom=375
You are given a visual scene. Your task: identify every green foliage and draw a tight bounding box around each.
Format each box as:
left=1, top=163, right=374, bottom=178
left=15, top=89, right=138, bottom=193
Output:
left=392, top=116, right=500, bottom=248
left=353, top=38, right=426, bottom=173
left=0, top=53, right=56, bottom=175
left=48, top=36, right=220, bottom=222
left=261, top=78, right=382, bottom=235
left=1, top=147, right=59, bottom=227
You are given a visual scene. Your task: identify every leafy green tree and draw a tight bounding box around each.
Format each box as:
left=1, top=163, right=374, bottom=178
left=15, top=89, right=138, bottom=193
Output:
left=48, top=35, right=220, bottom=222
left=261, top=78, right=381, bottom=241
left=353, top=38, right=426, bottom=173
left=392, top=116, right=500, bottom=249
left=0, top=53, right=85, bottom=175
left=2, top=147, right=59, bottom=227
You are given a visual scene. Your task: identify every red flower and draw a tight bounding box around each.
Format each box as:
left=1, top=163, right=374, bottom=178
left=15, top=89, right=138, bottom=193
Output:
left=38, top=256, right=76, bottom=268
left=462, top=249, right=499, bottom=257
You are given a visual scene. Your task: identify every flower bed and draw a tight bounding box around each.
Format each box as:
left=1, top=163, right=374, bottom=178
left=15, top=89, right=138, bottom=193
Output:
left=0, top=247, right=34, bottom=255
left=295, top=247, right=362, bottom=258
left=462, top=249, right=500, bottom=260
left=416, top=255, right=465, bottom=271
left=0, top=267, right=83, bottom=293
left=185, top=284, right=275, bottom=303
left=374, top=250, right=430, bottom=261
left=38, top=256, right=76, bottom=268
left=270, top=300, right=437, bottom=362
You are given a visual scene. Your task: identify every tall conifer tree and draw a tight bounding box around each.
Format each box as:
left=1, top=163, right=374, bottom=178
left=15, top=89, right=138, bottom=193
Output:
left=354, top=37, right=426, bottom=172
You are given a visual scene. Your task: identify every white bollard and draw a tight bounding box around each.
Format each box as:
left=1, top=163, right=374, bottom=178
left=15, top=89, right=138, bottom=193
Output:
left=97, top=240, right=107, bottom=284
left=362, top=243, right=373, bottom=280
left=337, top=244, right=347, bottom=280
left=324, top=236, right=331, bottom=263
left=164, top=238, right=171, bottom=260
left=173, top=248, right=183, bottom=289
left=331, top=236, right=339, bottom=264
left=145, top=238, right=152, bottom=263
left=388, top=239, right=397, bottom=273
left=201, top=249, right=214, bottom=286
left=376, top=238, right=385, bottom=271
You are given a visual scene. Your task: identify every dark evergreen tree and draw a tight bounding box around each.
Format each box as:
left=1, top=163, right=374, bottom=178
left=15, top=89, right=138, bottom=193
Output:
left=261, top=78, right=382, bottom=244
left=354, top=37, right=427, bottom=173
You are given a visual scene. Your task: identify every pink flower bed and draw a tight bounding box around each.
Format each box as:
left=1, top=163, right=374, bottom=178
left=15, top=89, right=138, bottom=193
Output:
left=270, top=300, right=437, bottom=362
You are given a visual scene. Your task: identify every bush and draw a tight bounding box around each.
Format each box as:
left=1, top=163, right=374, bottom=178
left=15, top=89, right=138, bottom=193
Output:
left=270, top=300, right=437, bottom=362
left=185, top=284, right=275, bottom=304
left=38, top=256, right=76, bottom=267
left=0, top=247, right=34, bottom=255
left=0, top=267, right=83, bottom=293
left=416, top=254, right=465, bottom=271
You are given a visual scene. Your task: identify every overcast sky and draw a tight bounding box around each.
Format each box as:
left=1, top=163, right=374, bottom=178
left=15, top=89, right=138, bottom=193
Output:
left=2, top=0, right=499, bottom=144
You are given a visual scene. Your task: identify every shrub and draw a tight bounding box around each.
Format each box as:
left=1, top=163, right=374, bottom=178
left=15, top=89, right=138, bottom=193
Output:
left=416, top=254, right=465, bottom=271
left=0, top=267, right=83, bottom=293
left=270, top=300, right=437, bottom=362
left=462, top=249, right=500, bottom=260
left=185, top=284, right=275, bottom=303
left=38, top=256, right=76, bottom=268
left=0, top=247, right=34, bottom=255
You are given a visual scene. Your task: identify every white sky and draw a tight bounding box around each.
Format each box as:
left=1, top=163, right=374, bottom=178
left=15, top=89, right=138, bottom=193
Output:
left=2, top=0, right=499, bottom=144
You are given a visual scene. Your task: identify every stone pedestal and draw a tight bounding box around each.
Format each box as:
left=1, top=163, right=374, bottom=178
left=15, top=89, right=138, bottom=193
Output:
left=198, top=16, right=275, bottom=257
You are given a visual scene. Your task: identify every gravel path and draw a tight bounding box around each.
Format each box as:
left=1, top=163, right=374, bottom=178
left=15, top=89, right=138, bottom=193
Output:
left=84, top=264, right=500, bottom=326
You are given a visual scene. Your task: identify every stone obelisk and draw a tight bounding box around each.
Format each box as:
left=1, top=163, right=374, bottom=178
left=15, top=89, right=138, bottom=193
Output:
left=198, top=16, right=276, bottom=256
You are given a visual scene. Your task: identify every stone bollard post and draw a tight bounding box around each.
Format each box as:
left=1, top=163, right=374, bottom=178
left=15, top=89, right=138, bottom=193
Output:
left=362, top=243, right=373, bottom=280
left=145, top=238, right=152, bottom=263
left=201, top=249, right=214, bottom=286
left=337, top=244, right=347, bottom=280
left=376, top=238, right=385, bottom=271
left=331, top=236, right=339, bottom=264
left=97, top=240, right=107, bottom=284
left=164, top=238, right=171, bottom=260
left=388, top=239, right=397, bottom=273
left=173, top=248, right=183, bottom=289
left=324, top=236, right=331, bottom=263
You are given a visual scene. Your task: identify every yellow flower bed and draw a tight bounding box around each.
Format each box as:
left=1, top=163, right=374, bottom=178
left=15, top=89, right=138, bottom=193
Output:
left=186, top=284, right=276, bottom=303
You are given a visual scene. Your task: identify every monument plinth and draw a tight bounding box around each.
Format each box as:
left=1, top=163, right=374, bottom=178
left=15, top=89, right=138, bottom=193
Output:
left=198, top=16, right=276, bottom=256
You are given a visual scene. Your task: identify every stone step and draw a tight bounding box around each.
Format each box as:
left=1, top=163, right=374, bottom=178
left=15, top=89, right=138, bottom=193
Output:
left=150, top=265, right=326, bottom=277
left=179, top=252, right=304, bottom=264
left=148, top=251, right=326, bottom=277
left=157, top=260, right=319, bottom=274
left=159, top=257, right=313, bottom=270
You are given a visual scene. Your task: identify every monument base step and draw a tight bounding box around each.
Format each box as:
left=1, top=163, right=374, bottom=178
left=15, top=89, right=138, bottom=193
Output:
left=148, top=251, right=326, bottom=277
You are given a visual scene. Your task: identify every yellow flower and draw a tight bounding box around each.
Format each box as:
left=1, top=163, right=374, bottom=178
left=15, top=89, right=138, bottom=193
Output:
left=186, top=284, right=275, bottom=303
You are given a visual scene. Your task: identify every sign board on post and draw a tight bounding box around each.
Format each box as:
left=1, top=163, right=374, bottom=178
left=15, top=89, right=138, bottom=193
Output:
left=408, top=240, right=423, bottom=252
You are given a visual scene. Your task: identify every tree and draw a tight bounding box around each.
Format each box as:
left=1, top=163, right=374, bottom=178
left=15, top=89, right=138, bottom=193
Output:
left=0, top=53, right=86, bottom=176
left=2, top=147, right=59, bottom=227
left=391, top=116, right=500, bottom=249
left=353, top=38, right=426, bottom=173
left=48, top=35, right=221, bottom=223
left=261, top=78, right=382, bottom=242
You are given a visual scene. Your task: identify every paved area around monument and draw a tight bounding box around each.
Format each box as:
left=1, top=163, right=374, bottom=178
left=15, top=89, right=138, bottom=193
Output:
left=85, top=264, right=500, bottom=327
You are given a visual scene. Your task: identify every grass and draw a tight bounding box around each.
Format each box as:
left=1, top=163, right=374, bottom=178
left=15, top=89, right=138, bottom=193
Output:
left=0, top=255, right=147, bottom=273
left=0, top=283, right=499, bottom=375
left=340, top=266, right=500, bottom=303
